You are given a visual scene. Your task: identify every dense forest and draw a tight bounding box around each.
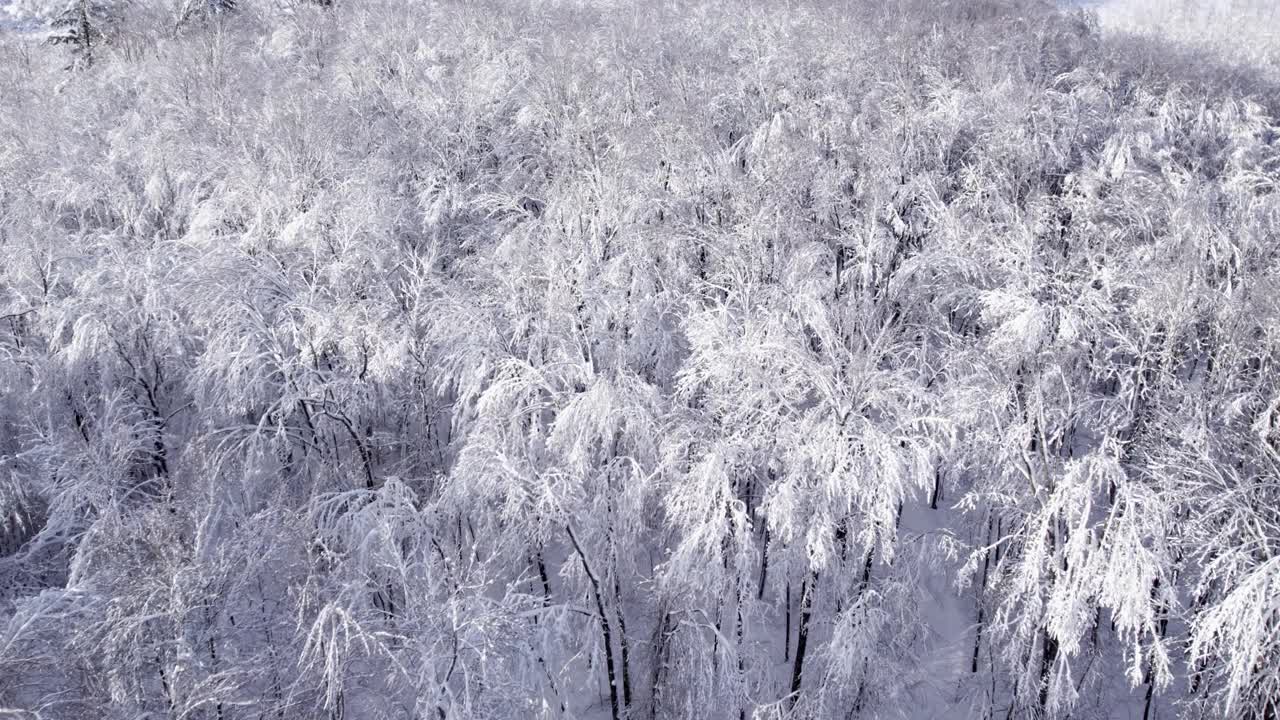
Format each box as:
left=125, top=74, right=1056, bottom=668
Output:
left=1, top=0, right=1278, bottom=718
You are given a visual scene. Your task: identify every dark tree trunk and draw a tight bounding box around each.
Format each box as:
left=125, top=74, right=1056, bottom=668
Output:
left=567, top=525, right=621, bottom=720
left=784, top=581, right=791, bottom=662
left=757, top=528, right=770, bottom=600
left=1039, top=629, right=1059, bottom=710
left=788, top=571, right=817, bottom=709
left=614, top=573, right=633, bottom=712
left=650, top=609, right=673, bottom=720
left=973, top=515, right=993, bottom=673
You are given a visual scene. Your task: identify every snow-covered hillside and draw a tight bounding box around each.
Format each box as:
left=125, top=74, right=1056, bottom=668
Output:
left=1, top=1, right=1278, bottom=719
left=1094, top=0, right=1280, bottom=71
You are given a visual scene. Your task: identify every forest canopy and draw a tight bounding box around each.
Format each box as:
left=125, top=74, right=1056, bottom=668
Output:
left=1, top=0, right=1278, bottom=718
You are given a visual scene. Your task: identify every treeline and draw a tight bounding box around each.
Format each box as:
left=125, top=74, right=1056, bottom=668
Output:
left=1, top=1, right=1278, bottom=718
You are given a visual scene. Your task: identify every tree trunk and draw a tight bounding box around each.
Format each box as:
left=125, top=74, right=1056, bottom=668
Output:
left=788, top=571, right=817, bottom=709
left=614, top=573, right=633, bottom=712
left=973, top=515, right=993, bottom=673
left=757, top=528, right=770, bottom=600
left=784, top=581, right=791, bottom=662
left=567, top=525, right=621, bottom=720
left=650, top=608, right=673, bottom=720
left=1039, top=630, right=1059, bottom=710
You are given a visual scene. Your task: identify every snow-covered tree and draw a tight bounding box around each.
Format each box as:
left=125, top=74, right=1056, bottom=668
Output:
left=2, top=0, right=1278, bottom=718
